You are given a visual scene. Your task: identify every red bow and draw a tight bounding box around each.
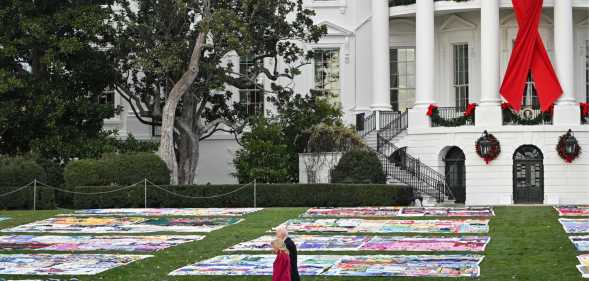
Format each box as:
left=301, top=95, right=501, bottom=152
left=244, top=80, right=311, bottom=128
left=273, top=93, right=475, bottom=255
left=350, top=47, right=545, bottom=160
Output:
left=581, top=103, right=589, bottom=117
left=464, top=103, right=477, bottom=117
left=426, top=104, right=438, bottom=116
left=500, top=0, right=562, bottom=112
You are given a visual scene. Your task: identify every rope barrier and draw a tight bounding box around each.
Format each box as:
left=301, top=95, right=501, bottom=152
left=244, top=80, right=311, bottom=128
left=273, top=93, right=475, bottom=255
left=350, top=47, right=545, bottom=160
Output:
left=146, top=179, right=255, bottom=200
left=0, top=178, right=258, bottom=210
left=35, top=180, right=144, bottom=195
left=0, top=181, right=34, bottom=198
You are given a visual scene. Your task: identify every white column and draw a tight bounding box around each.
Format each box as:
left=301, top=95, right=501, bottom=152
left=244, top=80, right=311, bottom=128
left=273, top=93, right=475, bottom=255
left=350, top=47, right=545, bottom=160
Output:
left=409, top=0, right=435, bottom=129
left=553, top=0, right=580, bottom=125
left=476, top=0, right=502, bottom=127
left=370, top=0, right=392, bottom=112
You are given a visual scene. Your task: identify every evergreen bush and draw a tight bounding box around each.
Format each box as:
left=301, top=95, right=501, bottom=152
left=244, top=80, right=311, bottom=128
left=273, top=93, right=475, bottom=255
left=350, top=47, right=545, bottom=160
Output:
left=331, top=149, right=387, bottom=184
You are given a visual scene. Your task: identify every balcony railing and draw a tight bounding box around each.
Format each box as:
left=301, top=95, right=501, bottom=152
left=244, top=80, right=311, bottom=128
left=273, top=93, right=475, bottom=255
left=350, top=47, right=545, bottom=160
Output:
left=380, top=111, right=402, bottom=130
left=431, top=107, right=475, bottom=127
left=502, top=107, right=552, bottom=126
left=389, top=0, right=469, bottom=7
left=357, top=111, right=377, bottom=137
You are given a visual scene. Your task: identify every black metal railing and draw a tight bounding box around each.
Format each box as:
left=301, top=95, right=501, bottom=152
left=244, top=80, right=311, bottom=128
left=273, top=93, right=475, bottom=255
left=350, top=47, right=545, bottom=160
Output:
left=380, top=111, right=401, bottom=130
left=376, top=135, right=451, bottom=203
left=431, top=107, right=475, bottom=127
left=502, top=108, right=553, bottom=126
left=389, top=0, right=469, bottom=7
left=358, top=111, right=377, bottom=137
left=379, top=110, right=409, bottom=140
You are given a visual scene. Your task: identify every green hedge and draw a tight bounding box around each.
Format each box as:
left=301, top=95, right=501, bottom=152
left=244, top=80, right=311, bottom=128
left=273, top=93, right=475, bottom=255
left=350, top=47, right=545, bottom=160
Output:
left=62, top=152, right=169, bottom=207
left=64, top=152, right=170, bottom=187
left=0, top=157, right=54, bottom=210
left=73, top=184, right=413, bottom=209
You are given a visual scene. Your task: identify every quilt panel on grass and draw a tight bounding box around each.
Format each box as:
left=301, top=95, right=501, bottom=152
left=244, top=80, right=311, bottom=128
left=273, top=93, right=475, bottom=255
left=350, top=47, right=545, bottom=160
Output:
left=0, top=235, right=204, bottom=252
left=1, top=217, right=242, bottom=233
left=0, top=254, right=151, bottom=275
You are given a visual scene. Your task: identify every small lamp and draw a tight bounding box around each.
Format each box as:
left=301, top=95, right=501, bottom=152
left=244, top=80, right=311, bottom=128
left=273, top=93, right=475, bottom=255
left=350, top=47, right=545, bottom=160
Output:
left=478, top=130, right=493, bottom=158
left=564, top=129, right=578, bottom=155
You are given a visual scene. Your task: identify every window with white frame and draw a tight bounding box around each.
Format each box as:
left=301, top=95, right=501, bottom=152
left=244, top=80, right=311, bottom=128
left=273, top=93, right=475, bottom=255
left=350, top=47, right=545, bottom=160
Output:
left=390, top=48, right=416, bottom=112
left=239, top=56, right=264, bottom=117
left=98, top=88, right=115, bottom=108
left=453, top=44, right=469, bottom=111
left=313, top=48, right=341, bottom=100
left=522, top=72, right=540, bottom=108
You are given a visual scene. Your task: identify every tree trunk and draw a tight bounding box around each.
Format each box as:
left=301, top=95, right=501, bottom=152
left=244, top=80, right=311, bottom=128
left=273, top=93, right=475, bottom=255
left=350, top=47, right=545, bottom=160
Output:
left=177, top=131, right=200, bottom=185
left=158, top=30, right=207, bottom=184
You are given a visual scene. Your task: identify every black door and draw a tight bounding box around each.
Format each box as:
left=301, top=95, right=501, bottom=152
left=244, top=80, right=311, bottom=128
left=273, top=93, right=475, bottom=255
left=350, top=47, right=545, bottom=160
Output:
left=445, top=147, right=466, bottom=203
left=513, top=145, right=544, bottom=204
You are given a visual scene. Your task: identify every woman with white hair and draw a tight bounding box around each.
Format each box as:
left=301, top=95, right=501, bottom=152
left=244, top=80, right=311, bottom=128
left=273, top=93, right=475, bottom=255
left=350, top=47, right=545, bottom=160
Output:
left=276, top=226, right=300, bottom=281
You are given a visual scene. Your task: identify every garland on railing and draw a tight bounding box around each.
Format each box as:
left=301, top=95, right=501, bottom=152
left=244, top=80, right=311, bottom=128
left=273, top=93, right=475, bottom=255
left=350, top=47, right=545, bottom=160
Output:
left=501, top=102, right=553, bottom=125
left=426, top=103, right=476, bottom=127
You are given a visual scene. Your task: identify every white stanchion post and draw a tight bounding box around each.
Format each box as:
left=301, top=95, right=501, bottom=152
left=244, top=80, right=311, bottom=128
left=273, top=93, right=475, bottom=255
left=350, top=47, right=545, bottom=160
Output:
left=253, top=179, right=257, bottom=208
left=33, top=179, right=37, bottom=211
left=144, top=178, right=148, bottom=209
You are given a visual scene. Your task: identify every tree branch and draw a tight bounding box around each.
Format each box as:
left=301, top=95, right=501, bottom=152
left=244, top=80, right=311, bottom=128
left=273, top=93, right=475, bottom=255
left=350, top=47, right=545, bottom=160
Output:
left=115, top=84, right=161, bottom=126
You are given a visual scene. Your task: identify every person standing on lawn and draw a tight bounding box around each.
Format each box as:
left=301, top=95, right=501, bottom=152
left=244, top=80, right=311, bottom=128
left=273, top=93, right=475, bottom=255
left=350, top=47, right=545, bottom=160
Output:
left=276, top=226, right=300, bottom=281
left=271, top=239, right=291, bottom=281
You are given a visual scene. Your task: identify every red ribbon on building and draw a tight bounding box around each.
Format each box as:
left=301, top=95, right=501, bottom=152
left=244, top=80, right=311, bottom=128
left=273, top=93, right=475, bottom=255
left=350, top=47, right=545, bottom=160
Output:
left=500, top=0, right=562, bottom=112
left=581, top=103, right=589, bottom=117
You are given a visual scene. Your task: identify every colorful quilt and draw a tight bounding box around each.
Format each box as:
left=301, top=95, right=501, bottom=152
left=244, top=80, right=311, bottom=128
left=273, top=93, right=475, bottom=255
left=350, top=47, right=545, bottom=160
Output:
left=68, top=208, right=263, bottom=217
left=0, top=235, right=204, bottom=253
left=578, top=255, right=589, bottom=278
left=226, top=235, right=370, bottom=252
left=556, top=206, right=589, bottom=217
left=168, top=255, right=342, bottom=276
left=276, top=219, right=489, bottom=234
left=399, top=207, right=495, bottom=217
left=323, top=255, right=484, bottom=277
left=570, top=236, right=589, bottom=252
left=0, top=254, right=151, bottom=275
left=302, top=207, right=494, bottom=218
left=226, top=235, right=490, bottom=252
left=559, top=219, right=589, bottom=234
left=1, top=217, right=242, bottom=233
left=303, top=207, right=402, bottom=218
left=169, top=255, right=484, bottom=277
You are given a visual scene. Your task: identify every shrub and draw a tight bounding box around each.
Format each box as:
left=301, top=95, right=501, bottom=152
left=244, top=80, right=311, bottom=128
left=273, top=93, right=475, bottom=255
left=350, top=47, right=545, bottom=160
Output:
left=64, top=152, right=170, bottom=187
left=331, top=149, right=386, bottom=184
left=73, top=183, right=413, bottom=209
left=0, top=157, right=54, bottom=209
left=35, top=158, right=64, bottom=188
left=62, top=153, right=169, bottom=207
left=233, top=118, right=291, bottom=183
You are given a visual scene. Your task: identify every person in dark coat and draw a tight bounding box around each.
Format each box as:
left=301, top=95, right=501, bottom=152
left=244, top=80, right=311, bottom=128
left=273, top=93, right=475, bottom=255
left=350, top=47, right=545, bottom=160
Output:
left=277, top=226, right=300, bottom=281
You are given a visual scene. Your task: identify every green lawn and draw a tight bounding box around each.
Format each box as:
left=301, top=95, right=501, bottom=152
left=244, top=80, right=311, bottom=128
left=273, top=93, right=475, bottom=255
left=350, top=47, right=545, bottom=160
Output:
left=0, top=207, right=581, bottom=281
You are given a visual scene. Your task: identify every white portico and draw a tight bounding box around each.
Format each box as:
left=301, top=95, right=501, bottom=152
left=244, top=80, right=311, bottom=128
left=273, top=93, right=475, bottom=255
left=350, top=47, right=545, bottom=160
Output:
left=106, top=0, right=589, bottom=205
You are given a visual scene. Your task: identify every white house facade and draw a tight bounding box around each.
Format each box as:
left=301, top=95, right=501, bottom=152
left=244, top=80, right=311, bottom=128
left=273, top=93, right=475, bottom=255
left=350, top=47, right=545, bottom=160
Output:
left=105, top=0, right=589, bottom=206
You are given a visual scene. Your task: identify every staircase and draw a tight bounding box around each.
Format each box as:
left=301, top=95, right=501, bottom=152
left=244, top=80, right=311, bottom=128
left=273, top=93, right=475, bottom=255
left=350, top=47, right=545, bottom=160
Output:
left=359, top=110, right=454, bottom=204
